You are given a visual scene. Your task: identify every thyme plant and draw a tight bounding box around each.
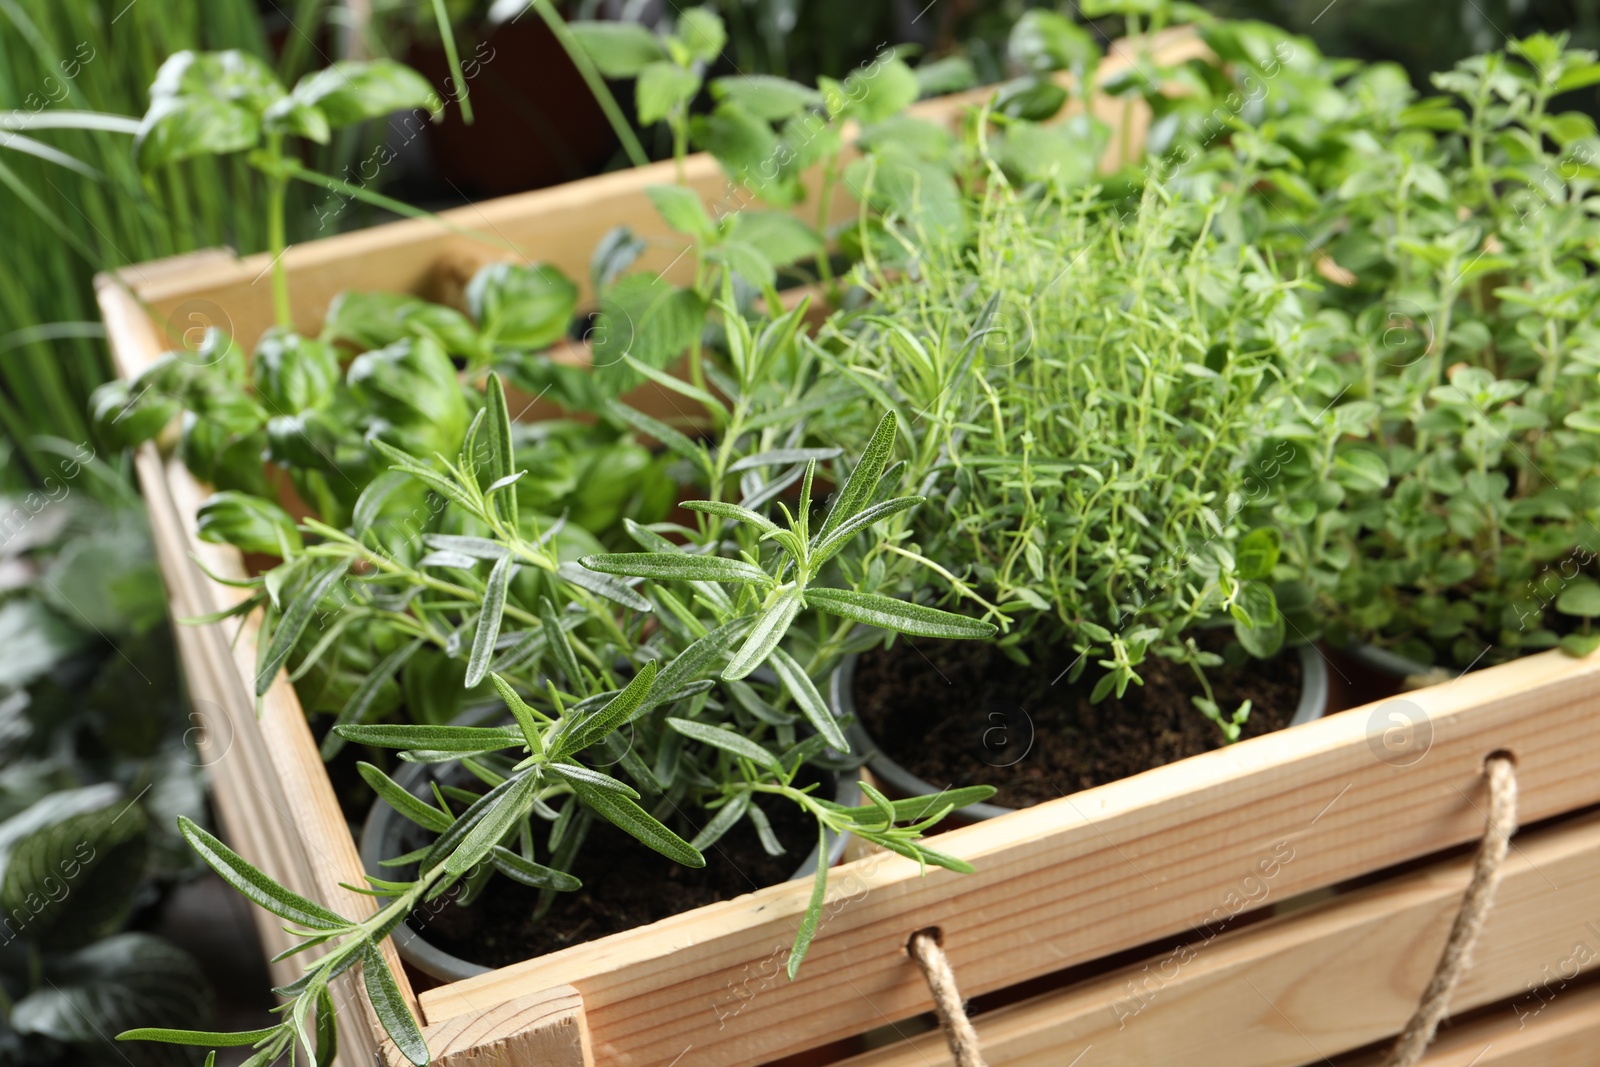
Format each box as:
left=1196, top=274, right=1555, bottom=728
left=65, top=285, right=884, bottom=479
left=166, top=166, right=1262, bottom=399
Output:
left=825, top=166, right=1330, bottom=734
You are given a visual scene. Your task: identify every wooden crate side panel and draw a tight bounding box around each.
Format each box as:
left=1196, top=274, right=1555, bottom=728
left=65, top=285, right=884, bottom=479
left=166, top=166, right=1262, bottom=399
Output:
left=101, top=283, right=402, bottom=1064
left=120, top=31, right=1206, bottom=349
left=832, top=812, right=1600, bottom=1067
left=419, top=650, right=1600, bottom=1066
left=383, top=986, right=593, bottom=1067
left=1342, top=981, right=1600, bottom=1066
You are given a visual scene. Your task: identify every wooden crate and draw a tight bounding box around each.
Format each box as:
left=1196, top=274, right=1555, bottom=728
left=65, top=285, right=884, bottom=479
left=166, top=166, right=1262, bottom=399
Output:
left=100, top=29, right=1600, bottom=1067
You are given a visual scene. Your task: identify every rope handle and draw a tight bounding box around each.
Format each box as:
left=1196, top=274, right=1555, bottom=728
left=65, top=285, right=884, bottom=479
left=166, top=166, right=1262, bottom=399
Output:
left=1384, top=753, right=1518, bottom=1066
left=906, top=754, right=1518, bottom=1067
left=908, top=930, right=988, bottom=1067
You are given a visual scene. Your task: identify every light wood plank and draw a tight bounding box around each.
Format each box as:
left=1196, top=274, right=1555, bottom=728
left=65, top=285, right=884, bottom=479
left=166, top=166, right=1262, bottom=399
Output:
left=384, top=985, right=593, bottom=1067
left=102, top=282, right=412, bottom=1067
left=418, top=651, right=1600, bottom=1066
left=832, top=812, right=1600, bottom=1067
left=1341, top=981, right=1600, bottom=1066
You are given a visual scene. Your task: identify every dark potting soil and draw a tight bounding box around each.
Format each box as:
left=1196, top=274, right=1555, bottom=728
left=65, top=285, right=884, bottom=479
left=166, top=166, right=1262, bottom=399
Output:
left=853, top=632, right=1304, bottom=808
left=414, top=783, right=819, bottom=970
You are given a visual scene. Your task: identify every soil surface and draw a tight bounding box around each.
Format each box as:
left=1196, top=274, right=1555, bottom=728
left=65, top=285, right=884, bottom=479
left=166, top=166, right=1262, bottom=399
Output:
left=413, top=780, right=820, bottom=970
left=853, top=631, right=1305, bottom=808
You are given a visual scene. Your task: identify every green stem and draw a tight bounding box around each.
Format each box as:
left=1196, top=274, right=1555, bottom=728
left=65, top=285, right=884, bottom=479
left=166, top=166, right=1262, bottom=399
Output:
left=672, top=112, right=689, bottom=184
left=431, top=0, right=474, bottom=125
left=531, top=0, right=650, bottom=168
left=815, top=154, right=838, bottom=295
left=265, top=136, right=291, bottom=330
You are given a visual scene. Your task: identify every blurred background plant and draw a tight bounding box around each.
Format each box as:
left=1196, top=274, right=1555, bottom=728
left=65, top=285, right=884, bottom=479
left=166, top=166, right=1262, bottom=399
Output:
left=0, top=0, right=327, bottom=481
left=0, top=446, right=220, bottom=1065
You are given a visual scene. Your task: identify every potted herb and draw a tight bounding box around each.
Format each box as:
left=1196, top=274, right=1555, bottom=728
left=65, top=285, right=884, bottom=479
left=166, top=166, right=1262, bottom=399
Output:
left=814, top=87, right=1338, bottom=814
left=1159, top=25, right=1600, bottom=680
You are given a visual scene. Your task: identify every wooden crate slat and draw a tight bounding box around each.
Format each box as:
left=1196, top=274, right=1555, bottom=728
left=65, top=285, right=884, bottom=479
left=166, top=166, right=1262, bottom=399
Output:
left=381, top=985, right=594, bottom=1066
left=1340, top=981, right=1600, bottom=1066
left=101, top=282, right=412, bottom=1066
left=829, top=812, right=1600, bottom=1066
left=416, top=652, right=1600, bottom=1065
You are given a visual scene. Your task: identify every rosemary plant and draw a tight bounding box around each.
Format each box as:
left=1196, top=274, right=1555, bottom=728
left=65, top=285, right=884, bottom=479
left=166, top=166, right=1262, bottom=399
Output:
left=119, top=384, right=992, bottom=1064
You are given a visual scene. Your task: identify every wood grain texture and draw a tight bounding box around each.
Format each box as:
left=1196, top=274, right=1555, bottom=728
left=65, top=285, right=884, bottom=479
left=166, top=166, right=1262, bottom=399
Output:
left=1343, top=980, right=1600, bottom=1066
left=100, top=280, right=412, bottom=1067
left=418, top=650, right=1600, bottom=1066
left=383, top=985, right=593, bottom=1067
left=832, top=812, right=1600, bottom=1067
